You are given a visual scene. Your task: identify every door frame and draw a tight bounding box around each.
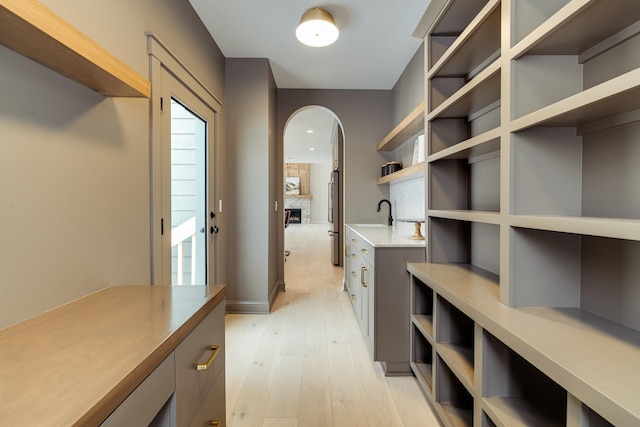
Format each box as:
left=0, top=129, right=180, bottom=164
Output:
left=148, top=34, right=222, bottom=285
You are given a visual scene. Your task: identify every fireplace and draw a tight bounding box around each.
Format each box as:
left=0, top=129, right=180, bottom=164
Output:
left=285, top=208, right=302, bottom=224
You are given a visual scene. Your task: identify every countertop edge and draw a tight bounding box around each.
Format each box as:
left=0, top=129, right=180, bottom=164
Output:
left=78, top=284, right=227, bottom=426
left=345, top=224, right=425, bottom=248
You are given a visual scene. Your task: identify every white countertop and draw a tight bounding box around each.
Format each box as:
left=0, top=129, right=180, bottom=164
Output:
left=346, top=224, right=426, bottom=248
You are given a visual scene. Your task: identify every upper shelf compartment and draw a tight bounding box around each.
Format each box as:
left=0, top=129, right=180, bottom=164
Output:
left=0, top=0, right=150, bottom=98
left=377, top=102, right=424, bottom=152
left=512, top=0, right=640, bottom=58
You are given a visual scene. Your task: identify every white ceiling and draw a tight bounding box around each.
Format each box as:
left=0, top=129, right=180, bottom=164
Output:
left=188, top=0, right=430, bottom=162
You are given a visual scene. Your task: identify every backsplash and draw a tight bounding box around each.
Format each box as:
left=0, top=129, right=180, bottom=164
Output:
left=390, top=176, right=425, bottom=233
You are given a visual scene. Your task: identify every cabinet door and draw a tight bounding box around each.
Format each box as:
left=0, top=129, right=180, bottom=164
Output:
left=175, top=302, right=225, bottom=426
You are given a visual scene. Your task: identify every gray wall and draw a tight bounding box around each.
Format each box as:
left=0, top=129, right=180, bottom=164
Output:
left=0, top=0, right=225, bottom=329
left=392, top=42, right=425, bottom=126
left=225, top=58, right=279, bottom=312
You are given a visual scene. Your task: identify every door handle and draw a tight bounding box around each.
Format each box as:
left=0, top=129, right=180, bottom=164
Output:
left=210, top=226, right=219, bottom=234
left=200, top=227, right=206, bottom=233
left=361, top=266, right=367, bottom=287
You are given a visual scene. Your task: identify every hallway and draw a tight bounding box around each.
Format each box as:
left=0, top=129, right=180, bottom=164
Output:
left=224, top=223, right=440, bottom=426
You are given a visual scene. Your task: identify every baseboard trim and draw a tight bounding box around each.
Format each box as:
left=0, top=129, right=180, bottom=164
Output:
left=225, top=300, right=270, bottom=314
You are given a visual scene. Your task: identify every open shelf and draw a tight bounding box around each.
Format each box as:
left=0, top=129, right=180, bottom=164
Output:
left=436, top=357, right=474, bottom=427
left=412, top=276, right=435, bottom=340
left=428, top=0, right=489, bottom=67
left=377, top=102, right=424, bottom=152
left=429, top=0, right=500, bottom=81
left=429, top=61, right=500, bottom=119
left=0, top=0, right=150, bottom=98
left=482, top=331, right=566, bottom=427
left=436, top=296, right=474, bottom=392
left=428, top=129, right=500, bottom=161
left=510, top=216, right=640, bottom=241
left=430, top=151, right=500, bottom=213
left=412, top=326, right=434, bottom=395
left=512, top=0, right=640, bottom=57
left=376, top=161, right=425, bottom=185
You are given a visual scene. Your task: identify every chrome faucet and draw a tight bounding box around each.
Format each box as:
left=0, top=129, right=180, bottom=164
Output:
left=377, top=199, right=393, bottom=226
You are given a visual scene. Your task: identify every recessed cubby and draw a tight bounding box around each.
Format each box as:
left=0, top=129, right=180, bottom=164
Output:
left=511, top=122, right=640, bottom=221
left=428, top=0, right=489, bottom=67
left=511, top=0, right=570, bottom=47
left=436, top=356, right=474, bottom=427
left=429, top=218, right=500, bottom=278
left=483, top=331, right=567, bottom=427
left=436, top=296, right=474, bottom=391
left=430, top=150, right=500, bottom=213
left=511, top=227, right=640, bottom=332
left=512, top=4, right=640, bottom=121
left=482, top=412, right=497, bottom=427
left=412, top=326, right=434, bottom=394
left=412, top=276, right=434, bottom=340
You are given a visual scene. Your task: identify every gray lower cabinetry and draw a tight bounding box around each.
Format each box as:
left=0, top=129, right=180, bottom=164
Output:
left=176, top=302, right=226, bottom=427
left=346, top=227, right=425, bottom=375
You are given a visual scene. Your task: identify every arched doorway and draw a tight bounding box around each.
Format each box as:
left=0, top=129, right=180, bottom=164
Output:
left=283, top=106, right=345, bottom=280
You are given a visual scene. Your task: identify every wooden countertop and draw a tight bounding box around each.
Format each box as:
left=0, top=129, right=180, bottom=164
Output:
left=0, top=284, right=226, bottom=426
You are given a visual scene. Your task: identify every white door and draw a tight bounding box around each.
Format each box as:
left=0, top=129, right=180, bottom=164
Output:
left=156, top=69, right=217, bottom=285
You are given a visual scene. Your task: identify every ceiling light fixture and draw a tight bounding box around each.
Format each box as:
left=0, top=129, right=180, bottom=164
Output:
left=296, top=7, right=339, bottom=47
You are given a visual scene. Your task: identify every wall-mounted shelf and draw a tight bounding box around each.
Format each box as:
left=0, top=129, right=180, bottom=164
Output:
left=0, top=0, right=150, bottom=98
left=377, top=102, right=425, bottom=152
left=376, top=161, right=425, bottom=184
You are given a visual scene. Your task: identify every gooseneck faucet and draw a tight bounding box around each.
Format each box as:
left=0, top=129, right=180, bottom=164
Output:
left=377, top=199, right=393, bottom=226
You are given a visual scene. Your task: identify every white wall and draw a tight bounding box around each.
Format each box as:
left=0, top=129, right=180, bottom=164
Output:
left=310, top=163, right=332, bottom=223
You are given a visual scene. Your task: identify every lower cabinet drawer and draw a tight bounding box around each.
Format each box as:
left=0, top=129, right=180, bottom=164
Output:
left=101, top=353, right=175, bottom=427
left=189, top=369, right=226, bottom=427
left=176, top=302, right=226, bottom=427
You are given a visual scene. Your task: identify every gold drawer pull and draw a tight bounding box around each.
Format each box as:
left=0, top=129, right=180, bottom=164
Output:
left=211, top=421, right=221, bottom=426
left=351, top=294, right=355, bottom=301
left=196, top=345, right=220, bottom=371
left=351, top=238, right=357, bottom=243
left=351, top=254, right=357, bottom=259
left=351, top=271, right=357, bottom=277
left=361, top=248, right=368, bottom=254
left=361, top=266, right=368, bottom=287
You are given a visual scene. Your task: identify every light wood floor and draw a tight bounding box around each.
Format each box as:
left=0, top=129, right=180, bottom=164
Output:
left=225, top=223, right=440, bottom=427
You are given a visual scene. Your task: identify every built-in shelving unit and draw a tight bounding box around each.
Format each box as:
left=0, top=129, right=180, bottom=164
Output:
left=0, top=0, right=150, bottom=97
left=410, top=0, right=640, bottom=425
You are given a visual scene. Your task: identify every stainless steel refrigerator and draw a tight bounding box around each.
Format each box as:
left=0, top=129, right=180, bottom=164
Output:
left=328, top=169, right=341, bottom=265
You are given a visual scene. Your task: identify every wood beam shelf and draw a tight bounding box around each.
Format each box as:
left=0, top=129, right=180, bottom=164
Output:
left=377, top=102, right=425, bottom=151
left=0, top=0, right=150, bottom=98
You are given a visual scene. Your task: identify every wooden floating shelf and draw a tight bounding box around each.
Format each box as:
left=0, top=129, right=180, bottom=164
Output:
left=377, top=102, right=425, bottom=151
left=377, top=161, right=425, bottom=184
left=0, top=0, right=150, bottom=98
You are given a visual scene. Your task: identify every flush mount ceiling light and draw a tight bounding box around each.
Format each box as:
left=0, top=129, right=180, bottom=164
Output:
left=296, top=7, right=339, bottom=47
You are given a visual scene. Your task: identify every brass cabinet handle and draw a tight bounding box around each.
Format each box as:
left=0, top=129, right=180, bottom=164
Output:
left=351, top=294, right=355, bottom=301
left=361, top=266, right=367, bottom=287
left=351, top=238, right=357, bottom=243
left=351, top=271, right=357, bottom=277
left=196, top=345, right=220, bottom=371
left=211, top=421, right=221, bottom=426
left=351, top=254, right=357, bottom=259
left=361, top=248, right=368, bottom=254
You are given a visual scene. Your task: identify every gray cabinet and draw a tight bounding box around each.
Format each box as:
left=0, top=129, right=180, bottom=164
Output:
left=346, top=226, right=425, bottom=375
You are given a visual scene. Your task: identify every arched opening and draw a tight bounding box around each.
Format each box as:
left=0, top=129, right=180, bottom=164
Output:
left=282, top=106, right=345, bottom=284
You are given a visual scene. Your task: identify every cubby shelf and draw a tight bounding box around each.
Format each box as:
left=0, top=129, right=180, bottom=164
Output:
left=428, top=129, right=500, bottom=161
left=435, top=343, right=474, bottom=393
left=0, top=0, right=150, bottom=98
left=429, top=60, right=500, bottom=119
left=377, top=102, right=424, bottom=152
left=407, top=262, right=640, bottom=427
left=483, top=397, right=565, bottom=427
left=411, top=361, right=434, bottom=394
left=428, top=0, right=501, bottom=79
left=510, top=68, right=640, bottom=130
left=511, top=0, right=640, bottom=58
left=376, top=161, right=425, bottom=185
left=412, top=314, right=434, bottom=341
